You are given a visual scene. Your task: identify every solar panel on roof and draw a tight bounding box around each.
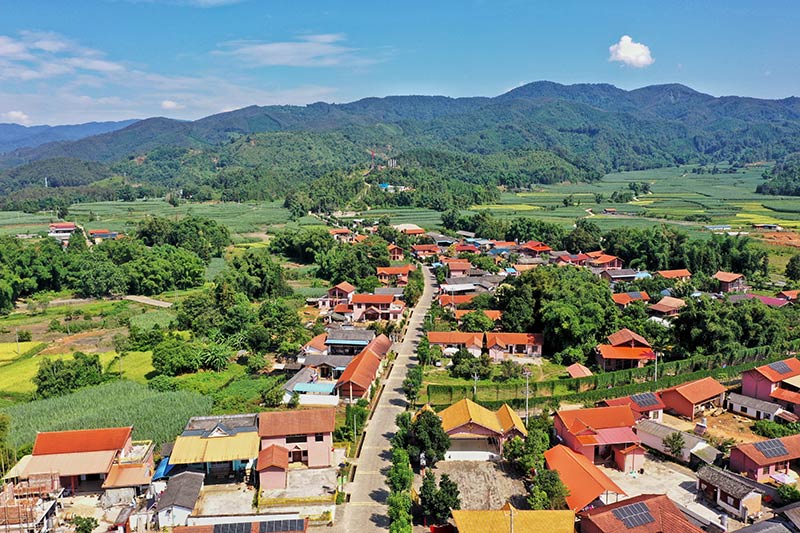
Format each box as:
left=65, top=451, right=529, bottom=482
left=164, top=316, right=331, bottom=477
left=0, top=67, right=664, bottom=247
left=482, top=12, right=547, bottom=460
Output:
left=260, top=520, right=305, bottom=533
left=769, top=361, right=792, bottom=374
left=754, top=439, right=789, bottom=458
left=612, top=502, right=655, bottom=529
left=631, top=392, right=659, bottom=408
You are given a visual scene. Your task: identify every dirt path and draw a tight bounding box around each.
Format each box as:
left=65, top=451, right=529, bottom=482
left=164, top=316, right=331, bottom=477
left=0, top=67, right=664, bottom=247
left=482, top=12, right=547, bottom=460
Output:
left=123, top=295, right=173, bottom=308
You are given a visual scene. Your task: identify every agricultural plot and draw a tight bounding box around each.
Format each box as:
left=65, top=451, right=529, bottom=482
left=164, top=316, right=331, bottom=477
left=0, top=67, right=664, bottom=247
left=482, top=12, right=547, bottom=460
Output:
left=0, top=350, right=117, bottom=395
left=0, top=211, right=56, bottom=236
left=0, top=342, right=40, bottom=363
left=115, top=351, right=155, bottom=384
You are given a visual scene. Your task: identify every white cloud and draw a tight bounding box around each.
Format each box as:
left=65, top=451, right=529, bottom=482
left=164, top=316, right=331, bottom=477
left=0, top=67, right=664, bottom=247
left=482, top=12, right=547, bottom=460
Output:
left=608, top=35, right=654, bottom=68
left=1, top=110, right=32, bottom=124
left=218, top=34, right=367, bottom=67
left=0, top=36, right=33, bottom=60
left=160, top=99, right=185, bottom=110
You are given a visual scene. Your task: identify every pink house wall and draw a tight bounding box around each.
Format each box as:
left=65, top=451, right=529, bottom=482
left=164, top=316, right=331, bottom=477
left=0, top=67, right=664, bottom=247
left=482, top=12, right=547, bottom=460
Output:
left=730, top=449, right=789, bottom=482
left=553, top=418, right=594, bottom=463
left=260, top=433, right=333, bottom=468
left=741, top=371, right=778, bottom=402
left=259, top=467, right=286, bottom=490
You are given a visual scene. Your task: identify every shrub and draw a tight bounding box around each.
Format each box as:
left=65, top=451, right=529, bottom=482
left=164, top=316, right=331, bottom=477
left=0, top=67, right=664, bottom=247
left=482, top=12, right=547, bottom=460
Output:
left=16, top=330, right=31, bottom=342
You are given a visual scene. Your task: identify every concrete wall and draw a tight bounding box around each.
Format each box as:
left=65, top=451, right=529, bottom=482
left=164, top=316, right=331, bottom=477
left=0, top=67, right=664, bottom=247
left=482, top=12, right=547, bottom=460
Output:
left=741, top=371, right=777, bottom=403
left=158, top=506, right=192, bottom=528
left=259, top=467, right=287, bottom=491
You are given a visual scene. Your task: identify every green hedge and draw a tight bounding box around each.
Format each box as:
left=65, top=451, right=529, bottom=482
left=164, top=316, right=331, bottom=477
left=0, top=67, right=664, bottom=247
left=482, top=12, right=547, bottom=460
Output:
left=426, top=341, right=800, bottom=407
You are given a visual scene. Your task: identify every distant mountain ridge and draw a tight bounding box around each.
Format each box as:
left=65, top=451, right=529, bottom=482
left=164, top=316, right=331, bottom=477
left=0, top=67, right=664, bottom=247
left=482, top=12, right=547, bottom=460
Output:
left=0, top=120, right=138, bottom=154
left=2, top=81, right=800, bottom=173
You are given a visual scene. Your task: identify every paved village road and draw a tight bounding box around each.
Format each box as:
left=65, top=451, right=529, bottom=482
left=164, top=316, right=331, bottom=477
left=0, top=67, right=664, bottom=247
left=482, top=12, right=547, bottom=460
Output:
left=334, top=266, right=435, bottom=532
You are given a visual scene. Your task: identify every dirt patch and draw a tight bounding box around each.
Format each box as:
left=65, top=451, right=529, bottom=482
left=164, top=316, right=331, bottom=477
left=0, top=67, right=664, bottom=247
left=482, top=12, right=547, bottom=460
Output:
left=756, top=231, right=800, bottom=248
left=662, top=412, right=764, bottom=445
left=417, top=461, right=527, bottom=510
left=39, top=327, right=126, bottom=354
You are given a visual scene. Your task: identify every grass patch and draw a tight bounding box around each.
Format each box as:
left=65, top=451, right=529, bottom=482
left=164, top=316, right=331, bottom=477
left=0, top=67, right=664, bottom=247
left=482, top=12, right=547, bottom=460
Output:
left=116, top=351, right=155, bottom=384
left=129, top=309, right=176, bottom=330
left=0, top=342, right=40, bottom=364
left=0, top=351, right=117, bottom=396
left=174, top=364, right=248, bottom=395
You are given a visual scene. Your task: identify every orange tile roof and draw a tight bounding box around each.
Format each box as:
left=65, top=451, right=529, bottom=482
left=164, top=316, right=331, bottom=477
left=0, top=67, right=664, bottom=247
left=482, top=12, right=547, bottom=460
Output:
left=448, top=262, right=472, bottom=271
left=333, top=281, right=356, bottom=293
left=426, top=331, right=483, bottom=347
left=664, top=377, right=726, bottom=405
left=336, top=349, right=382, bottom=390
left=32, top=426, right=132, bottom=455
left=411, top=244, right=439, bottom=252
left=352, top=235, right=368, bottom=243
left=607, top=328, right=650, bottom=347
left=566, top=363, right=593, bottom=378
left=329, top=228, right=350, bottom=235
left=303, top=333, right=328, bottom=353
left=438, top=294, right=477, bottom=307
left=256, top=444, right=289, bottom=471
left=612, top=292, right=650, bottom=306
left=454, top=309, right=502, bottom=321
left=770, top=387, right=800, bottom=405
left=377, top=265, right=415, bottom=275
left=556, top=406, right=635, bottom=434
left=259, top=408, right=335, bottom=438
left=733, top=434, right=800, bottom=467
left=544, top=444, right=625, bottom=511
left=333, top=303, right=352, bottom=314
left=486, top=332, right=543, bottom=347
left=589, top=254, right=619, bottom=265
left=102, top=463, right=153, bottom=488
left=579, top=494, right=703, bottom=532
left=351, top=294, right=394, bottom=305
left=387, top=244, right=402, bottom=251
left=713, top=271, right=744, bottom=282
left=597, top=345, right=655, bottom=361
left=604, top=393, right=665, bottom=415
left=586, top=250, right=605, bottom=258
left=779, top=290, right=799, bottom=300
left=648, top=296, right=686, bottom=313
left=749, top=358, right=800, bottom=382
left=491, top=241, right=517, bottom=248
left=366, top=334, right=393, bottom=357
left=656, top=269, right=692, bottom=279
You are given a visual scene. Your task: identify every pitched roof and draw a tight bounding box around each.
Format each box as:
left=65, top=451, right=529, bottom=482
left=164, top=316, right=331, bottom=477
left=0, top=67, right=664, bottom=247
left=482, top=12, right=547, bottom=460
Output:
left=607, top=328, right=651, bottom=347
left=779, top=290, right=799, bottom=301
left=451, top=507, right=574, bottom=533
left=259, top=408, right=335, bottom=438
left=635, top=419, right=708, bottom=451
left=438, top=293, right=478, bottom=307
left=697, top=465, right=761, bottom=500
left=597, top=345, right=656, bottom=361
left=648, top=296, right=686, bottom=313
left=170, top=432, right=260, bottom=464
left=376, top=265, right=415, bottom=276
left=351, top=293, right=395, bottom=305
left=544, top=444, right=625, bottom=511
left=426, top=331, right=483, bottom=348
left=438, top=399, right=526, bottom=437
left=23, top=450, right=117, bottom=477
left=589, top=254, right=620, bottom=265
left=102, top=463, right=153, bottom=488
left=325, top=328, right=374, bottom=343
left=612, top=292, right=651, bottom=306
left=336, top=349, right=382, bottom=390
left=32, top=426, right=132, bottom=455
left=156, top=471, right=204, bottom=512
left=566, top=363, right=593, bottom=378
left=732, top=434, right=800, bottom=467
left=302, top=333, right=328, bottom=353
left=656, top=269, right=692, bottom=279
left=603, top=268, right=638, bottom=278
left=578, top=493, right=703, bottom=532
left=663, top=377, right=726, bottom=405
left=411, top=244, right=440, bottom=252
left=747, top=358, right=800, bottom=382
left=454, top=309, right=502, bottom=321
left=770, top=387, right=800, bottom=405
left=486, top=332, right=543, bottom=347
left=365, top=334, right=393, bottom=357
left=332, top=281, right=356, bottom=293
left=727, top=392, right=783, bottom=416
left=556, top=406, right=636, bottom=434
left=256, top=444, right=289, bottom=471
left=714, top=271, right=744, bottom=282
left=604, top=393, right=666, bottom=416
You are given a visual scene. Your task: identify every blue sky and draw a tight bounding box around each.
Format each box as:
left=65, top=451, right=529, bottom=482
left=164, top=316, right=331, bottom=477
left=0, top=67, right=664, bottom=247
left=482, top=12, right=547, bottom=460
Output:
left=0, top=0, right=797, bottom=124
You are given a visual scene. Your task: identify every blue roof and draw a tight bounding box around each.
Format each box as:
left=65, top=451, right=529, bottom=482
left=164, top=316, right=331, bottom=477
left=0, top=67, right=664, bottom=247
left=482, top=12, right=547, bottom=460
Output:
left=153, top=457, right=174, bottom=481
left=294, top=382, right=337, bottom=394
left=505, top=267, right=516, bottom=273
left=635, top=271, right=652, bottom=279
left=325, top=339, right=369, bottom=346
left=379, top=183, right=390, bottom=189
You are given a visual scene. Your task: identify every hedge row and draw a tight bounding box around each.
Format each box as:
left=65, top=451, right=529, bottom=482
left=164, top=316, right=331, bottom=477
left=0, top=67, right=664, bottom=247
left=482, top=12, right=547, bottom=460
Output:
left=426, top=340, right=800, bottom=407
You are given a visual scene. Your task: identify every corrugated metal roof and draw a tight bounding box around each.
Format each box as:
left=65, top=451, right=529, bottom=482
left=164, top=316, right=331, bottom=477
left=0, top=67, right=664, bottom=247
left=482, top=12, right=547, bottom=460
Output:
left=23, top=450, right=117, bottom=477
left=170, top=432, right=260, bottom=465
left=452, top=508, right=574, bottom=533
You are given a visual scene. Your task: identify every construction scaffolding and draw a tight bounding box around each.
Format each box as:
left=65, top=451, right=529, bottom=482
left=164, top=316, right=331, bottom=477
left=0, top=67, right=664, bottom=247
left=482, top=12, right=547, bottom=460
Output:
left=0, top=477, right=61, bottom=533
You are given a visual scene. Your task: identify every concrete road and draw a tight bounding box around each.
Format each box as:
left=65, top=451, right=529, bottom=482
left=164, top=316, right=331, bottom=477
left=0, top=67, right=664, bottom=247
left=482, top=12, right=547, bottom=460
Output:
left=334, top=266, right=435, bottom=531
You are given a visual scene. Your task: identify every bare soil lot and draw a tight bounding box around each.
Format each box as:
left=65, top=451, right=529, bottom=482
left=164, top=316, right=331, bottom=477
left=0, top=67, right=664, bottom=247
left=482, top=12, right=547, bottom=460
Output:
left=418, top=460, right=527, bottom=510
left=662, top=412, right=765, bottom=445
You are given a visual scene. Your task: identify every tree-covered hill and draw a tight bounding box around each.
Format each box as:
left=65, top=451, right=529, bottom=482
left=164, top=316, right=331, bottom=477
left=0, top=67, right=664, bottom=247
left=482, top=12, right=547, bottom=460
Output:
left=757, top=152, right=800, bottom=196
left=0, top=119, right=137, bottom=154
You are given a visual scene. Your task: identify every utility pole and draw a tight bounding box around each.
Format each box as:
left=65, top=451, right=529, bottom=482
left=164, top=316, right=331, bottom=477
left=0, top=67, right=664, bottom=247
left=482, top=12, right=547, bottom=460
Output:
left=523, top=368, right=532, bottom=423
left=14, top=329, right=19, bottom=356
left=472, top=372, right=479, bottom=399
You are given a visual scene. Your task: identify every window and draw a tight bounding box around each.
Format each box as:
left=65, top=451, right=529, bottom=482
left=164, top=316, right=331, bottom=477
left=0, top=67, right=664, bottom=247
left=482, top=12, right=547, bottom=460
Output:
left=740, top=406, right=748, bottom=414
left=286, top=434, right=307, bottom=444
left=726, top=495, right=735, bottom=506
left=315, top=433, right=324, bottom=442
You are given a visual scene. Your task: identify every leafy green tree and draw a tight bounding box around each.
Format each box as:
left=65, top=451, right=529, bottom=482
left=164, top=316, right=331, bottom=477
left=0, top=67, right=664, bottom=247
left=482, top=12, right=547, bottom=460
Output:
left=419, top=471, right=461, bottom=524
left=502, top=423, right=550, bottom=475
left=664, top=432, right=686, bottom=458
left=33, top=352, right=107, bottom=399
left=787, top=254, right=800, bottom=282
left=402, top=366, right=423, bottom=404
left=459, top=310, right=494, bottom=332
left=260, top=380, right=286, bottom=407
left=450, top=349, right=491, bottom=380
left=73, top=516, right=98, bottom=533
left=387, top=448, right=413, bottom=492
left=528, top=470, right=569, bottom=510
left=408, top=409, right=451, bottom=466
left=152, top=338, right=201, bottom=376
left=67, top=231, right=88, bottom=254
left=779, top=484, right=800, bottom=504
left=200, top=343, right=230, bottom=371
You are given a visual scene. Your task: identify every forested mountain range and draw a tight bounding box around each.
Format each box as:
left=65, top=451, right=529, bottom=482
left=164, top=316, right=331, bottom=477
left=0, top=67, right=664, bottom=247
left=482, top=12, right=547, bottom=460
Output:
left=0, top=120, right=137, bottom=154
left=2, top=81, right=800, bottom=207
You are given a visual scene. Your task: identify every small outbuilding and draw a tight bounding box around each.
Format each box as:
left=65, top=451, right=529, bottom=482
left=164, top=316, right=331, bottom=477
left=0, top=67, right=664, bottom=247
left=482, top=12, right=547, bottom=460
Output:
left=661, top=377, right=726, bottom=419
left=257, top=445, right=289, bottom=491
left=696, top=465, right=762, bottom=522
left=156, top=471, right=204, bottom=527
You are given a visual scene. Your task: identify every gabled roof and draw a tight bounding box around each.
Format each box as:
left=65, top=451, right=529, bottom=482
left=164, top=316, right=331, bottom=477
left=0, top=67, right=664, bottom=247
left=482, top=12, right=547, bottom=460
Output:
left=727, top=392, right=783, bottom=416
left=656, top=269, right=692, bottom=279
left=102, top=463, right=153, bottom=488
left=597, top=345, right=656, bottom=361
left=566, top=363, right=593, bottom=378
left=259, top=408, right=336, bottom=438
left=732, top=434, right=800, bottom=467
left=336, top=349, right=382, bottom=390
left=589, top=254, right=620, bottom=265
left=302, top=333, right=328, bottom=353
left=170, top=432, right=260, bottom=464
left=648, top=296, right=686, bottom=313
left=448, top=261, right=472, bottom=271
left=325, top=328, right=374, bottom=344
left=32, top=426, right=132, bottom=455
left=697, top=465, right=761, bottom=500
left=426, top=331, right=483, bottom=347
left=556, top=406, right=636, bottom=435
left=544, top=444, right=625, bottom=511
left=454, top=309, right=502, bottom=321
left=486, top=332, right=543, bottom=348
left=438, top=293, right=478, bottom=307
left=451, top=506, right=574, bottom=533
left=256, top=444, right=289, bottom=471
left=604, top=392, right=665, bottom=416
left=602, top=268, right=638, bottom=278
left=351, top=293, right=395, bottom=305
left=612, top=292, right=651, bottom=306
left=714, top=271, right=744, bottom=282
left=376, top=265, right=415, bottom=276
left=746, top=358, right=800, bottom=383
left=730, top=293, right=792, bottom=308
left=332, top=281, right=356, bottom=293
left=607, top=328, right=651, bottom=347
left=411, top=244, right=439, bottom=252
left=663, top=377, right=726, bottom=405
left=438, top=399, right=526, bottom=437
left=778, top=290, right=799, bottom=301
left=328, top=228, right=351, bottom=235
left=578, top=493, right=703, bottom=532
left=365, top=334, right=393, bottom=357
left=156, top=471, right=204, bottom=512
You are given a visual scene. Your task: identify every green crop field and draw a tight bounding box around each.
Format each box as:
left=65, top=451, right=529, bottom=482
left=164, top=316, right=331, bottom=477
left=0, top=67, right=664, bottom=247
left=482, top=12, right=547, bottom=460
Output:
left=128, top=309, right=176, bottom=330
left=0, top=351, right=118, bottom=395
left=0, top=342, right=40, bottom=363
left=115, top=351, right=155, bottom=383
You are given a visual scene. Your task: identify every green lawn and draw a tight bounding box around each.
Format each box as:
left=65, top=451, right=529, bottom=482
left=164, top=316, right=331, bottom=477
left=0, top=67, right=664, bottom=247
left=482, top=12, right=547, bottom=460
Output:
left=116, top=351, right=155, bottom=383
left=0, top=351, right=117, bottom=395
left=128, top=309, right=176, bottom=330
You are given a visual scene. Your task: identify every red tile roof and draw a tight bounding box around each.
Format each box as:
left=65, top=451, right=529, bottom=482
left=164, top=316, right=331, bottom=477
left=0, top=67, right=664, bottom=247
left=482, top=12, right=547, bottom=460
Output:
left=713, top=271, right=744, bottom=282
left=607, top=328, right=650, bottom=347
left=411, top=244, right=439, bottom=252
left=352, top=294, right=395, bottom=305
left=366, top=334, right=393, bottom=357
left=333, top=281, right=356, bottom=293
left=49, top=222, right=76, bottom=230
left=732, top=434, right=800, bottom=467
left=656, top=269, right=692, bottom=279
left=257, top=444, right=289, bottom=471
left=486, top=332, right=543, bottom=348
left=589, top=254, right=620, bottom=265
left=566, top=363, right=593, bottom=378
left=427, top=331, right=483, bottom=347
left=663, top=377, right=726, bottom=405
left=779, top=290, right=799, bottom=301
left=770, top=387, right=800, bottom=406
left=259, top=408, right=335, bottom=438
left=544, top=445, right=625, bottom=511
left=32, top=426, right=132, bottom=455
left=455, top=244, right=480, bottom=253
left=597, top=345, right=655, bottom=361
left=604, top=393, right=665, bottom=416
left=578, top=494, right=703, bottom=533
left=438, top=294, right=477, bottom=307
left=333, top=303, right=352, bottom=314
left=612, top=292, right=650, bottom=306
left=377, top=265, right=415, bottom=276
left=329, top=228, right=351, bottom=235
left=336, top=349, right=382, bottom=390
left=454, top=309, right=502, bottom=321
left=448, top=262, right=472, bottom=271
left=748, top=358, right=800, bottom=382
left=303, top=333, right=328, bottom=352
left=556, top=406, right=635, bottom=434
